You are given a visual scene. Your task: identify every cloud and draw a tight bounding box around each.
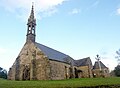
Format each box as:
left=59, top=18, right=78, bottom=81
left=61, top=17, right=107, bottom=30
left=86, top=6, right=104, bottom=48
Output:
left=69, top=8, right=81, bottom=15
left=110, top=8, right=120, bottom=17
left=117, top=8, right=120, bottom=15
left=0, top=0, right=68, bottom=20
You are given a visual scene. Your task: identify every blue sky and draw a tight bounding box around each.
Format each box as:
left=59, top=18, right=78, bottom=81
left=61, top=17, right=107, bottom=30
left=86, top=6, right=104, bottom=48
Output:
left=0, top=0, right=120, bottom=71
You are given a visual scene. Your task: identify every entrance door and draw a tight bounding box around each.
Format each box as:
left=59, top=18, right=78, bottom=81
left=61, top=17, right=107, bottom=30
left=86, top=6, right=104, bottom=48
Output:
left=22, top=65, right=30, bottom=80
left=74, top=68, right=78, bottom=78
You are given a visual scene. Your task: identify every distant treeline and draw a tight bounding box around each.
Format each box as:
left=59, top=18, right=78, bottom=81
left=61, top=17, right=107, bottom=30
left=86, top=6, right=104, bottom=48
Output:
left=0, top=67, right=7, bottom=79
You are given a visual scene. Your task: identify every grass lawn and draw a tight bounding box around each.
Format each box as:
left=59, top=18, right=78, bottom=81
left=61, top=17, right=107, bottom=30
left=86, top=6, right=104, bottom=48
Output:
left=0, top=77, right=120, bottom=88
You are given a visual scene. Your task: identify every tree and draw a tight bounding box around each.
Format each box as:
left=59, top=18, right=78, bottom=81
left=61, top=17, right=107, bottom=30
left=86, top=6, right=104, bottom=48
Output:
left=114, top=65, right=120, bottom=77
left=0, top=67, right=7, bottom=79
left=115, top=49, right=120, bottom=65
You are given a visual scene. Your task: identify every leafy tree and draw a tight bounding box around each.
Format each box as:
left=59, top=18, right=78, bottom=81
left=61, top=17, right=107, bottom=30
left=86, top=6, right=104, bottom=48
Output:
left=115, top=49, right=120, bottom=65
left=0, top=67, right=7, bottom=79
left=114, top=65, right=120, bottom=77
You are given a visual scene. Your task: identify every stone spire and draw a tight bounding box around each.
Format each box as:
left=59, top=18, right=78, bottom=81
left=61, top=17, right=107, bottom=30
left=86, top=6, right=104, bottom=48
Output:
left=26, top=3, right=36, bottom=43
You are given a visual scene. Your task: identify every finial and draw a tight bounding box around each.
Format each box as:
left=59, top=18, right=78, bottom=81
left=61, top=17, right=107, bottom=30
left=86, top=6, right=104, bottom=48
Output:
left=29, top=2, right=34, bottom=19
left=32, top=2, right=34, bottom=5
left=32, top=2, right=34, bottom=12
left=32, top=2, right=34, bottom=8
left=95, top=54, right=100, bottom=61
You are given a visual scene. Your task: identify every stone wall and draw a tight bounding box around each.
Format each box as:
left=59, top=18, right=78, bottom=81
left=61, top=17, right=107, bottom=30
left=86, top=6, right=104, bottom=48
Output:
left=49, top=60, right=72, bottom=80
left=77, top=66, right=93, bottom=78
left=92, top=68, right=110, bottom=78
left=33, top=57, right=50, bottom=80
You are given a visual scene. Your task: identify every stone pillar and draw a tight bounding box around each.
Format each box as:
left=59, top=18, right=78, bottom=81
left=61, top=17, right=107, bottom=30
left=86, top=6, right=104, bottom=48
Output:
left=15, top=56, right=20, bottom=80
left=31, top=59, right=37, bottom=80
left=31, top=50, right=37, bottom=80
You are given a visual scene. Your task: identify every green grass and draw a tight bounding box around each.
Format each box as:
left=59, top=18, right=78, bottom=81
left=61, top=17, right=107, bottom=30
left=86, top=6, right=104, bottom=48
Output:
left=0, top=77, right=120, bottom=88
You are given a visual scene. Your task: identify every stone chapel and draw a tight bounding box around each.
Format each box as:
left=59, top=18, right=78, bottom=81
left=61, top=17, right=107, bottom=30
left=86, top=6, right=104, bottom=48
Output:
left=8, top=5, right=76, bottom=80
left=8, top=5, right=109, bottom=80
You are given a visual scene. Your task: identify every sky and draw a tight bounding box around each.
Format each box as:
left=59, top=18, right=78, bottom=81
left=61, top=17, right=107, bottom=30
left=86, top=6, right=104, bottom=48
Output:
left=0, top=0, right=120, bottom=71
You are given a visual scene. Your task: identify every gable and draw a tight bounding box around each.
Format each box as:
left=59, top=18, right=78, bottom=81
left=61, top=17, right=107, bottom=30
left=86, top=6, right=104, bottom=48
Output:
left=93, top=61, right=107, bottom=69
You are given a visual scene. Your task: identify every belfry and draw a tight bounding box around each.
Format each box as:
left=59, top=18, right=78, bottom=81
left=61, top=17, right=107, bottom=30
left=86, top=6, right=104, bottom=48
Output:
left=26, top=4, right=36, bottom=42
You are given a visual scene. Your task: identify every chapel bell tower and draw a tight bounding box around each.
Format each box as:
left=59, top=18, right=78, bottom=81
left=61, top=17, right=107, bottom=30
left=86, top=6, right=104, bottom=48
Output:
left=26, top=4, right=36, bottom=42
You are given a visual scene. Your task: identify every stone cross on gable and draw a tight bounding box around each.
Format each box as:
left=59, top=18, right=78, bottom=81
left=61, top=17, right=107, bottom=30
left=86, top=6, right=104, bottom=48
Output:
left=95, top=54, right=101, bottom=71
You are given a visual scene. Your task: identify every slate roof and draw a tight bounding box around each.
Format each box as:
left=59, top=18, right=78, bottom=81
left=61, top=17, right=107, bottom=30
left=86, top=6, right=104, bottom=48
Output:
left=74, top=57, right=92, bottom=67
left=93, top=61, right=107, bottom=69
left=35, top=42, right=73, bottom=64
